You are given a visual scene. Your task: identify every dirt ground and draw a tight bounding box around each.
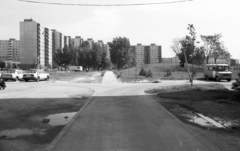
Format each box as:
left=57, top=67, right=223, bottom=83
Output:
left=147, top=84, right=240, bottom=151
left=0, top=98, right=89, bottom=151
left=0, top=73, right=97, bottom=151
left=49, top=71, right=103, bottom=83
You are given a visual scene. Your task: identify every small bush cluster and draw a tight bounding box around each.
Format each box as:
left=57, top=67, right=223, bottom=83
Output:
left=101, top=71, right=106, bottom=76
left=164, top=69, right=172, bottom=77
left=231, top=73, right=240, bottom=102
left=139, top=68, right=153, bottom=77
left=146, top=69, right=153, bottom=77
left=139, top=68, right=147, bottom=76
left=172, top=65, right=204, bottom=72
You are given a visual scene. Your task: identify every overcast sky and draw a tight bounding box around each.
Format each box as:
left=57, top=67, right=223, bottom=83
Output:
left=0, top=0, right=239, bottom=59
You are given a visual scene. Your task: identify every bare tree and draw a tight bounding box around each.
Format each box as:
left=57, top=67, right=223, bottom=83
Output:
left=171, top=38, right=183, bottom=55
left=170, top=37, right=185, bottom=63
left=200, top=33, right=222, bottom=64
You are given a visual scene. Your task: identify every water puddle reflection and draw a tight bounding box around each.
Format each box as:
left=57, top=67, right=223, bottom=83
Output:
left=0, top=128, right=46, bottom=139
left=45, top=112, right=76, bottom=126
left=0, top=129, right=33, bottom=138
left=183, top=113, right=216, bottom=128
left=180, top=108, right=239, bottom=129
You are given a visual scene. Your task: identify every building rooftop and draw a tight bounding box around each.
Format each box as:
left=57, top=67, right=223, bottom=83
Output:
left=24, top=19, right=37, bottom=23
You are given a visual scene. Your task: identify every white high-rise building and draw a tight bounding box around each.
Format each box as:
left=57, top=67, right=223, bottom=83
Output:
left=133, top=43, right=162, bottom=66
left=52, top=29, right=69, bottom=52
left=0, top=38, right=20, bottom=62
left=70, top=36, right=82, bottom=49
left=87, top=38, right=93, bottom=49
left=20, top=19, right=69, bottom=69
left=134, top=44, right=145, bottom=66
left=149, top=44, right=161, bottom=64
left=20, top=19, right=46, bottom=69
left=104, top=43, right=111, bottom=60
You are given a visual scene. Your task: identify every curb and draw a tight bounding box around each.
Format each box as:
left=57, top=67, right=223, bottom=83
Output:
left=45, top=91, right=96, bottom=151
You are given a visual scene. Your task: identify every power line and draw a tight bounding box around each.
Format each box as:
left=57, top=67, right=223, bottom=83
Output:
left=17, top=0, right=194, bottom=6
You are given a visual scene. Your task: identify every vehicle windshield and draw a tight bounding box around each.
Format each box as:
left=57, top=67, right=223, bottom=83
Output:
left=27, top=70, right=37, bottom=73
left=217, top=66, right=229, bottom=71
left=6, top=70, right=15, bottom=73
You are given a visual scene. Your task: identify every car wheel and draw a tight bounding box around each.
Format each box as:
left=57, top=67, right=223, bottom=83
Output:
left=216, top=76, right=221, bottom=82
left=16, top=77, right=19, bottom=81
left=46, top=76, right=49, bottom=81
left=25, top=79, right=28, bottom=82
left=227, top=79, right=231, bottom=82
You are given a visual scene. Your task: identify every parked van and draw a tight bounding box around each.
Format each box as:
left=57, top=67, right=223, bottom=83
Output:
left=68, top=66, right=83, bottom=72
left=204, top=64, right=232, bottom=82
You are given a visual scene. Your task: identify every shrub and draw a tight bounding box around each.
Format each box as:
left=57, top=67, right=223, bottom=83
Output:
left=231, top=73, right=240, bottom=102
left=232, top=73, right=240, bottom=90
left=164, top=69, right=172, bottom=77
left=101, top=71, right=106, bottom=76
left=117, top=72, right=122, bottom=78
left=146, top=69, right=153, bottom=77
left=231, top=92, right=240, bottom=102
left=139, top=68, right=146, bottom=76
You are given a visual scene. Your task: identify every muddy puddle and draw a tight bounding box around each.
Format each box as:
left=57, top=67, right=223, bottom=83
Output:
left=0, top=112, right=77, bottom=139
left=172, top=105, right=240, bottom=129
left=183, top=113, right=215, bottom=127
left=0, top=128, right=45, bottom=139
left=44, top=112, right=77, bottom=126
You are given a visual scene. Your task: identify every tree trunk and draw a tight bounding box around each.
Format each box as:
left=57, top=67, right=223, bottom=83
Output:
left=214, top=58, right=217, bottom=64
left=183, top=50, right=193, bottom=87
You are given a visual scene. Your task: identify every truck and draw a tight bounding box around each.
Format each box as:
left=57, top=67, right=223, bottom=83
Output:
left=204, top=64, right=232, bottom=82
left=68, top=66, right=83, bottom=72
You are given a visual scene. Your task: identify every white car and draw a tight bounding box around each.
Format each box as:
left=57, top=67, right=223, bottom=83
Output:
left=23, top=69, right=50, bottom=82
left=1, top=69, right=24, bottom=81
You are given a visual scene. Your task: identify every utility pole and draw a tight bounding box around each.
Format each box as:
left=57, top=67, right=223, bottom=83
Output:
left=135, top=62, right=138, bottom=80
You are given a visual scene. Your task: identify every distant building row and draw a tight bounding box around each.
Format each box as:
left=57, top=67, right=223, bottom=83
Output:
left=132, top=43, right=162, bottom=66
left=0, top=19, right=163, bottom=69
left=18, top=19, right=112, bottom=69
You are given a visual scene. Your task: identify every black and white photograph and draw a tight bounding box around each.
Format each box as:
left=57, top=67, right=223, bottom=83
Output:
left=0, top=0, right=240, bottom=150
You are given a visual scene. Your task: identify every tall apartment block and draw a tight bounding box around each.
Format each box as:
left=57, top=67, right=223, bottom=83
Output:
left=148, top=44, right=162, bottom=64
left=133, top=43, right=162, bottom=66
left=134, top=44, right=145, bottom=66
left=20, top=19, right=47, bottom=69
left=70, top=36, right=83, bottom=49
left=98, top=40, right=111, bottom=61
left=104, top=43, right=111, bottom=60
left=0, top=38, right=20, bottom=62
left=52, top=30, right=69, bottom=53
left=20, top=19, right=69, bottom=69
left=87, top=38, right=93, bottom=49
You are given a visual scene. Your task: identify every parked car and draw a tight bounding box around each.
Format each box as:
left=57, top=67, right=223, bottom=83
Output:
left=23, top=69, right=50, bottom=82
left=204, top=64, right=232, bottom=82
left=1, top=69, right=24, bottom=81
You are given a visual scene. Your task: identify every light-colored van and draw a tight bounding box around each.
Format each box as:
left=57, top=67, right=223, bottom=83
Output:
left=204, top=64, right=232, bottom=82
